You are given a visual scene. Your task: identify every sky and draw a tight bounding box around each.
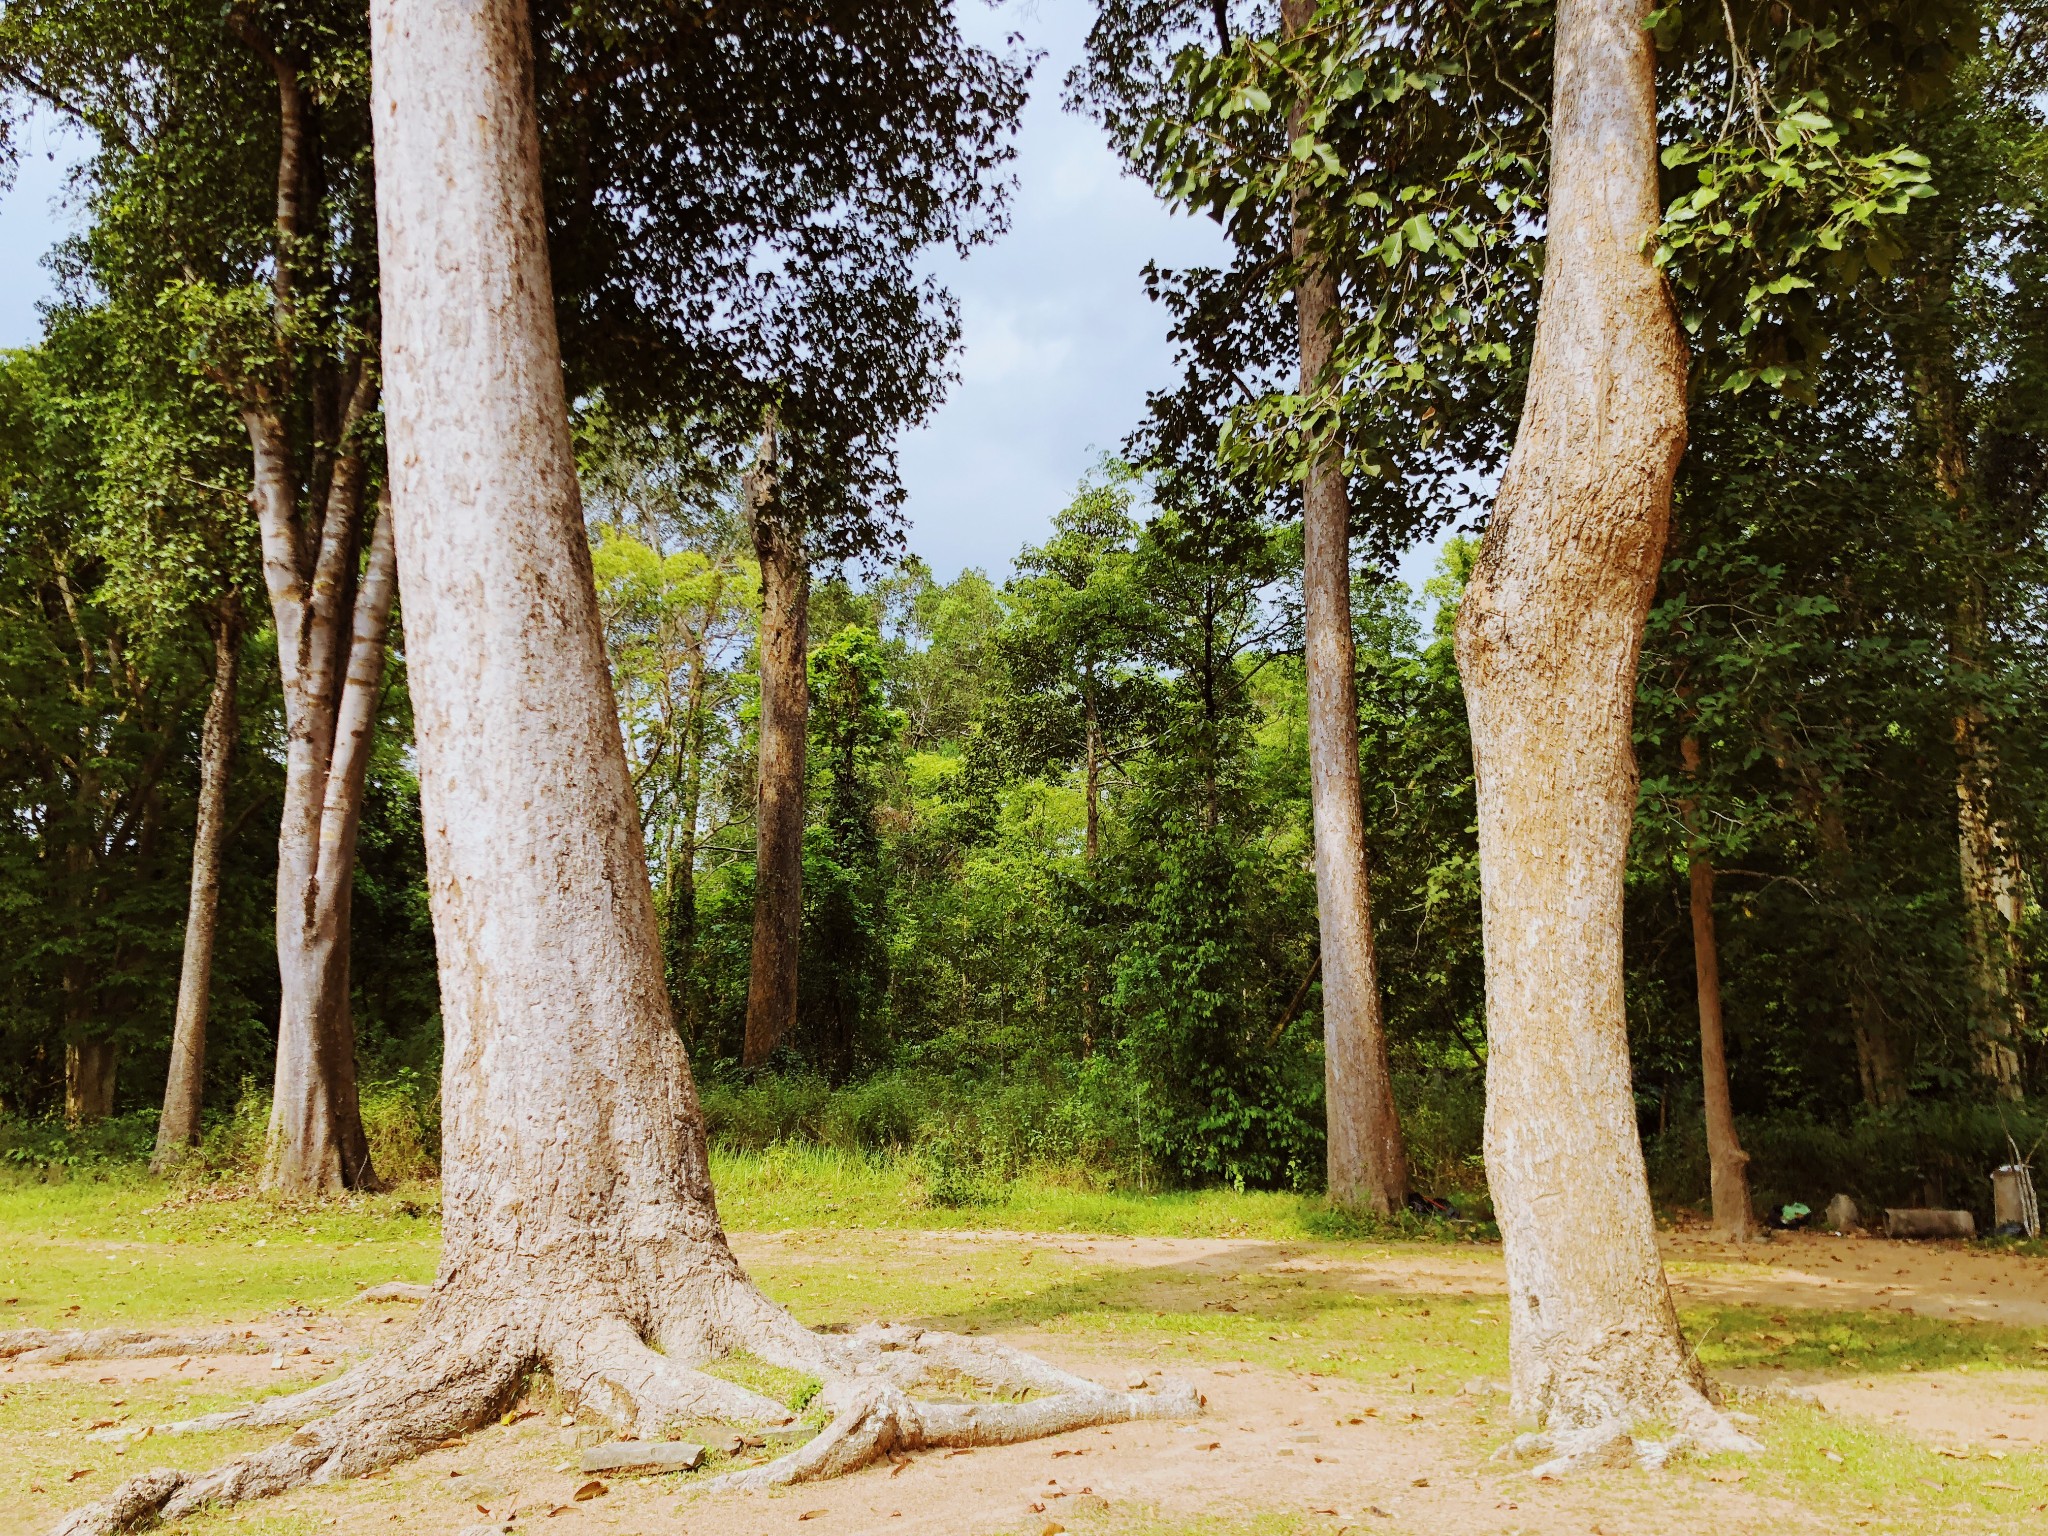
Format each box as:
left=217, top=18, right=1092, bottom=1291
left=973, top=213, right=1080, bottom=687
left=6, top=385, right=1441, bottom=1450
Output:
left=0, top=0, right=1450, bottom=593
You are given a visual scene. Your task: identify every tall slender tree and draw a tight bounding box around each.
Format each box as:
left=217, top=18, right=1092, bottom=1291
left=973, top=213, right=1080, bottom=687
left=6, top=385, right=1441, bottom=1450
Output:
left=0, top=0, right=393, bottom=1191
left=1450, top=0, right=1753, bottom=1463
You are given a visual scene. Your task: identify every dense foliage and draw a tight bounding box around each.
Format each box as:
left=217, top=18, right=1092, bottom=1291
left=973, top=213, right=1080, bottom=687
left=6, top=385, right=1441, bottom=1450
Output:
left=0, top=0, right=2041, bottom=1229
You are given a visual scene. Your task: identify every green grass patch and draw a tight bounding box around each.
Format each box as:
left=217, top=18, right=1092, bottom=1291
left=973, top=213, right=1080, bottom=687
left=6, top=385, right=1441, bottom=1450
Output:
left=696, top=1348, right=820, bottom=1412
left=1688, top=1303, right=2048, bottom=1375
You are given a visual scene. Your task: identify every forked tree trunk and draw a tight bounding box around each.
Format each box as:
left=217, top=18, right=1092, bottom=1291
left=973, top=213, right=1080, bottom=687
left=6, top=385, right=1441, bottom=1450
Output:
left=261, top=485, right=397, bottom=1195
left=153, top=601, right=242, bottom=1169
left=743, top=424, right=809, bottom=1068
left=1283, top=0, right=1408, bottom=1215
left=1452, top=0, right=1752, bottom=1465
left=1678, top=735, right=1754, bottom=1242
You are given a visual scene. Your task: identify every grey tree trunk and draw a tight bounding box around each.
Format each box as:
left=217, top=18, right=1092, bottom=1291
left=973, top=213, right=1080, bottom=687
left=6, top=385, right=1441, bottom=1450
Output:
left=1451, top=0, right=1755, bottom=1466
left=226, top=22, right=394, bottom=1194
left=50, top=11, right=1195, bottom=1528
left=1282, top=0, right=1408, bottom=1215
left=153, top=600, right=242, bottom=1169
left=1678, top=735, right=1754, bottom=1241
left=64, top=1040, right=117, bottom=1125
left=743, top=425, right=809, bottom=1069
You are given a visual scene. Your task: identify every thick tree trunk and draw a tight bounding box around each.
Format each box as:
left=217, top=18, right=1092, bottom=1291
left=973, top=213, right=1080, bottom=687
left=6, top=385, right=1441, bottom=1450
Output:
left=1452, top=0, right=1751, bottom=1466
left=64, top=1040, right=117, bottom=1124
left=743, top=427, right=809, bottom=1069
left=39, top=14, right=1199, bottom=1528
left=1678, top=737, right=1754, bottom=1241
left=153, top=602, right=242, bottom=1169
left=1283, top=0, right=1408, bottom=1215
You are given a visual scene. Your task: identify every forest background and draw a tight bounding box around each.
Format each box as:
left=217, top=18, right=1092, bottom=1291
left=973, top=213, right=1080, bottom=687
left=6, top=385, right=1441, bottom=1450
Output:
left=0, top=0, right=2044, bottom=1229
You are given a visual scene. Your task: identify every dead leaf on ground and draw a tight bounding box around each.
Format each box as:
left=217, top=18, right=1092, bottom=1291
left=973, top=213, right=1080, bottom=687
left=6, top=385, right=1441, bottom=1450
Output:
left=572, top=1479, right=606, bottom=1501
left=797, top=1513, right=828, bottom=1523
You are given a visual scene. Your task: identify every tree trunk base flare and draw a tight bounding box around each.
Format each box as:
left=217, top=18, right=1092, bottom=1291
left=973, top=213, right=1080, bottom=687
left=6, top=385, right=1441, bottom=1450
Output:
left=51, top=1283, right=1197, bottom=1535
left=1495, top=1391, right=1761, bottom=1478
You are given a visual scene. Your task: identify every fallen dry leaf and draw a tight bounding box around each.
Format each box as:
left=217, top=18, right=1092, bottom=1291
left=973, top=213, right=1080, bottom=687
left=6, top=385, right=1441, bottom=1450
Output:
left=66, top=1470, right=91, bottom=1483
left=1706, top=1469, right=1747, bottom=1484
left=572, top=1480, right=606, bottom=1501
left=797, top=1513, right=828, bottom=1523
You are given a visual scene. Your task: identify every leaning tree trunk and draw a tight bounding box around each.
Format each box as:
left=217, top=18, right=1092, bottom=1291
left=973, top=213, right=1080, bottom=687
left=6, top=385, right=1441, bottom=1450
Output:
left=1282, top=0, right=1407, bottom=1213
left=743, top=423, right=809, bottom=1069
left=1451, top=0, right=1755, bottom=1470
left=1679, top=735, right=1754, bottom=1241
left=46, top=7, right=1192, bottom=1527
left=153, top=601, right=242, bottom=1170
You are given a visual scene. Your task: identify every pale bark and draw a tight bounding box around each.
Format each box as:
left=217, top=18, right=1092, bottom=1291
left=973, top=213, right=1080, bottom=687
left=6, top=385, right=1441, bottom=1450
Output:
left=1452, top=0, right=1754, bottom=1465
left=154, top=601, right=242, bottom=1169
left=1283, top=0, right=1408, bottom=1215
left=35, top=11, right=1199, bottom=1528
left=743, top=422, right=809, bottom=1068
left=224, top=11, right=392, bottom=1195
left=1678, top=736, right=1755, bottom=1241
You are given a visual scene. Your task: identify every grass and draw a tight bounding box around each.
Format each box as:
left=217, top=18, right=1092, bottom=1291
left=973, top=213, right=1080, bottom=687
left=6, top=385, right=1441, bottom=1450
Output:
left=1, top=1158, right=2046, bottom=1536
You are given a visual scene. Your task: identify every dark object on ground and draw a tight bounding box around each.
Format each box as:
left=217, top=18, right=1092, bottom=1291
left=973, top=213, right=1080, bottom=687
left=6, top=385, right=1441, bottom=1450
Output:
left=1406, top=1192, right=1451, bottom=1217
left=1767, top=1201, right=1812, bottom=1229
left=1883, top=1208, right=1976, bottom=1240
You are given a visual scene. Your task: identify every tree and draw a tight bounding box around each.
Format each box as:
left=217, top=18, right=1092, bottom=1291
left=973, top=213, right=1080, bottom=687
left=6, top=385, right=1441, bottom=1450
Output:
left=49, top=8, right=1196, bottom=1528
left=0, top=0, right=396, bottom=1191
left=1450, top=0, right=1755, bottom=1466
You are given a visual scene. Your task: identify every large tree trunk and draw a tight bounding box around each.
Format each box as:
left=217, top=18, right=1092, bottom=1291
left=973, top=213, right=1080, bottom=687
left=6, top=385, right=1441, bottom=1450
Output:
left=1451, top=0, right=1753, bottom=1467
left=1283, top=0, right=1408, bottom=1214
left=39, top=12, right=1197, bottom=1527
left=64, top=1041, right=117, bottom=1125
left=743, top=426, right=809, bottom=1069
left=1678, top=736, right=1754, bottom=1241
left=153, top=601, right=242, bottom=1169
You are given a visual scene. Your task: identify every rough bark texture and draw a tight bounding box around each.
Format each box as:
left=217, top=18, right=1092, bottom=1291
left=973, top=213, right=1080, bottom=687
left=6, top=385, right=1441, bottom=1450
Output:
left=46, top=7, right=1196, bottom=1527
left=743, top=424, right=809, bottom=1069
left=1679, top=736, right=1755, bottom=1242
left=63, top=1040, right=117, bottom=1124
left=1282, top=0, right=1408, bottom=1215
left=154, top=602, right=242, bottom=1170
left=1451, top=0, right=1754, bottom=1468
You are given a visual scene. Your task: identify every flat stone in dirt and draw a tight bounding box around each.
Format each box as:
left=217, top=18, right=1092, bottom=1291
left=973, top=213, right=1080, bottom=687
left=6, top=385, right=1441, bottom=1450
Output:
left=579, top=1440, right=707, bottom=1473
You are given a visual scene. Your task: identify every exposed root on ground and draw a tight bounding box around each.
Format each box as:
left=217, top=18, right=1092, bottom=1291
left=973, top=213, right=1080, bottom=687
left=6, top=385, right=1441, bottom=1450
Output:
left=0, top=1328, right=271, bottom=1367
left=51, top=1282, right=1199, bottom=1535
left=351, top=1282, right=433, bottom=1305
left=1493, top=1384, right=1762, bottom=1477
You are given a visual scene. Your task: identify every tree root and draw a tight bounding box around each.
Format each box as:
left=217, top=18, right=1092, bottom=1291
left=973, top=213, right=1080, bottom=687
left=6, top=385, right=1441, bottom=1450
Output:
left=351, top=1282, right=433, bottom=1305
left=49, top=1294, right=1200, bottom=1535
left=1494, top=1386, right=1762, bottom=1477
left=0, top=1328, right=271, bottom=1367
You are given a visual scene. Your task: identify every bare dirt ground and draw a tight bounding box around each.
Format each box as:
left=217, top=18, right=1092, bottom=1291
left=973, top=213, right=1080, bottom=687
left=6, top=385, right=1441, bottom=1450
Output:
left=6, top=1227, right=2046, bottom=1536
